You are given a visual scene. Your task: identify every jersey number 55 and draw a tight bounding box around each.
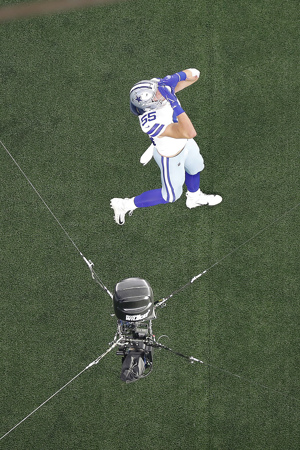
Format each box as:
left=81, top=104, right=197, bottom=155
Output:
left=141, top=112, right=157, bottom=127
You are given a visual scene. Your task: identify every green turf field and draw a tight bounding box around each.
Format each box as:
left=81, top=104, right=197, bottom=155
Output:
left=1, top=0, right=299, bottom=448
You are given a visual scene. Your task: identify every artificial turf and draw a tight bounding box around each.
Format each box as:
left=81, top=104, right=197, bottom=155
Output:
left=1, top=0, right=299, bottom=448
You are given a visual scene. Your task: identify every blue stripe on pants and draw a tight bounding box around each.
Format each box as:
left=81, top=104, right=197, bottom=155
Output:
left=162, top=156, right=175, bottom=202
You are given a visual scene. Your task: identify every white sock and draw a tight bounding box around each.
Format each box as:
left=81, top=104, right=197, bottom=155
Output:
left=129, top=197, right=138, bottom=210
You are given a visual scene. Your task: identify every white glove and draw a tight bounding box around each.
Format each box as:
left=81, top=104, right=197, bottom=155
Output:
left=140, top=144, right=154, bottom=165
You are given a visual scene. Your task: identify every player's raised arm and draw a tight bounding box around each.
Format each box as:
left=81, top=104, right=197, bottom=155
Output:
left=175, top=68, right=200, bottom=93
left=157, top=85, right=197, bottom=139
left=157, top=69, right=200, bottom=93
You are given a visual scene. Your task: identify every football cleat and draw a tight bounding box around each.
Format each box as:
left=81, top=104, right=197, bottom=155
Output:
left=110, top=197, right=136, bottom=225
left=186, top=189, right=222, bottom=209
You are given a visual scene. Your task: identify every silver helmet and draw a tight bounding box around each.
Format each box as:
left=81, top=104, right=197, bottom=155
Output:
left=130, top=79, right=167, bottom=115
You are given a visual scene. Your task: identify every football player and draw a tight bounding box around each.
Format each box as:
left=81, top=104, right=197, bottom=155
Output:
left=110, top=68, right=222, bottom=225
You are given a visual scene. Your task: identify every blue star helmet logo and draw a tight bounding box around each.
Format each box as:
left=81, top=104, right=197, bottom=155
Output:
left=136, top=95, right=142, bottom=102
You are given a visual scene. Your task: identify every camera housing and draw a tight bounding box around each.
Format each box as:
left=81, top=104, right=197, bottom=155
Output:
left=113, top=277, right=155, bottom=322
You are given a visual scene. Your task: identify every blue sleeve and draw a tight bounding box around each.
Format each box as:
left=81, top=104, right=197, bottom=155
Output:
left=158, top=71, right=187, bottom=93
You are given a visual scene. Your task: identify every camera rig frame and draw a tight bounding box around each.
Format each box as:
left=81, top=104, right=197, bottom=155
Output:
left=109, top=277, right=203, bottom=382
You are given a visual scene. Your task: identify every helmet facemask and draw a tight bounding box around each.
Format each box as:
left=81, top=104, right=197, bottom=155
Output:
left=130, top=80, right=167, bottom=115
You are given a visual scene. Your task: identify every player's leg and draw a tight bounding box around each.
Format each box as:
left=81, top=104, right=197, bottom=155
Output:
left=110, top=189, right=167, bottom=225
left=110, top=149, right=185, bottom=225
left=134, top=189, right=167, bottom=207
left=185, top=171, right=200, bottom=193
left=132, top=149, right=185, bottom=206
left=184, top=139, right=222, bottom=207
left=153, top=148, right=186, bottom=202
left=110, top=147, right=167, bottom=225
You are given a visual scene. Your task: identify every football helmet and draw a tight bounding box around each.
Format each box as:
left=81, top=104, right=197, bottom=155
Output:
left=130, top=79, right=167, bottom=116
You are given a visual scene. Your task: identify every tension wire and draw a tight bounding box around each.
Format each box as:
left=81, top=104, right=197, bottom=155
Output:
left=0, top=338, right=123, bottom=442
left=151, top=339, right=300, bottom=404
left=155, top=200, right=300, bottom=309
left=0, top=139, right=113, bottom=299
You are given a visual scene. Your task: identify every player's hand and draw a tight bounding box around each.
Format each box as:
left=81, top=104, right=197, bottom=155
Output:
left=158, top=73, right=180, bottom=91
left=158, top=85, right=184, bottom=116
left=158, top=85, right=177, bottom=103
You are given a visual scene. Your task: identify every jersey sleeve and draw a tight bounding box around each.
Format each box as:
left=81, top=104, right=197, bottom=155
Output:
left=146, top=122, right=166, bottom=138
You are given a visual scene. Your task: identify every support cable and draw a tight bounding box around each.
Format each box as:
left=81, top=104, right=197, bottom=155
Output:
left=0, top=338, right=123, bottom=441
left=155, top=200, right=300, bottom=309
left=0, top=139, right=113, bottom=299
left=149, top=339, right=300, bottom=404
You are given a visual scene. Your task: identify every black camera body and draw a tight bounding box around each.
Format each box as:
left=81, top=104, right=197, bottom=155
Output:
left=113, top=277, right=155, bottom=322
left=113, top=278, right=155, bottom=382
